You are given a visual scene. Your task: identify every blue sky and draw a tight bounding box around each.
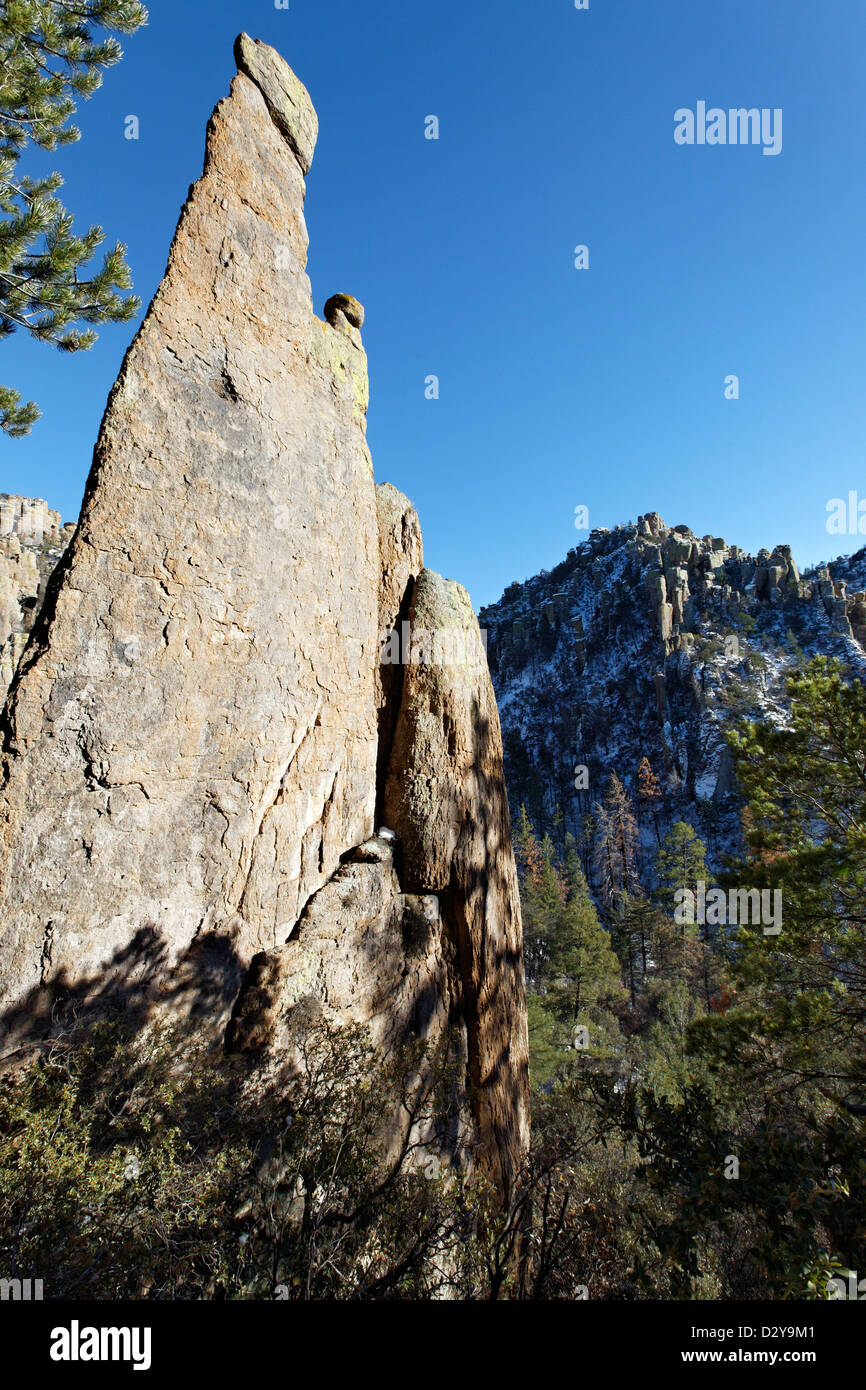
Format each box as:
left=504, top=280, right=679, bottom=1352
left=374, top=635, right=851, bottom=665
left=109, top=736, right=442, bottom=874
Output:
left=2, top=0, right=865, bottom=608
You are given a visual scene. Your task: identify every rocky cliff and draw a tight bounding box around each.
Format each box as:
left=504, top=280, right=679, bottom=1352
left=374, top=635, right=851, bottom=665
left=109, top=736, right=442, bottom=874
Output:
left=481, top=512, right=866, bottom=867
left=0, top=37, right=528, bottom=1198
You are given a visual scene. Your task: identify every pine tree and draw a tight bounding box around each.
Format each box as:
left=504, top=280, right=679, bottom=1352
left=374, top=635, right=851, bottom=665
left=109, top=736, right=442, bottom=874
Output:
left=521, top=831, right=565, bottom=987
left=655, top=821, right=708, bottom=921
left=561, top=830, right=583, bottom=895
left=592, top=772, right=639, bottom=917
left=653, top=820, right=714, bottom=1002
left=512, top=804, right=537, bottom=879
left=662, top=659, right=866, bottom=1293
left=525, top=832, right=625, bottom=1078
left=637, top=755, right=662, bottom=845
left=704, top=657, right=866, bottom=1115
left=619, top=889, right=661, bottom=1006
left=0, top=0, right=147, bottom=434
left=550, top=802, right=565, bottom=852
left=547, top=862, right=623, bottom=1025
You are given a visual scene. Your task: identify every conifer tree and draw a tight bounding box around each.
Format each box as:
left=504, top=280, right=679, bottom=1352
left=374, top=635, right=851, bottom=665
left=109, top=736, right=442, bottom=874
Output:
left=653, top=820, right=714, bottom=1001
left=0, top=0, right=147, bottom=433
left=650, top=660, right=866, bottom=1293
left=592, top=772, right=639, bottom=916
left=702, top=657, right=866, bottom=1116
left=561, top=830, right=583, bottom=897
left=655, top=821, right=708, bottom=928
left=619, top=889, right=662, bottom=1005
left=520, top=831, right=565, bottom=986
left=512, top=804, right=537, bottom=879
left=637, top=754, right=662, bottom=845
left=547, top=858, right=623, bottom=1025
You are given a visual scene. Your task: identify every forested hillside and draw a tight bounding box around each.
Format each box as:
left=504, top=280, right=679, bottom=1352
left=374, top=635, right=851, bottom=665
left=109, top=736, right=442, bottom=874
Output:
left=487, top=513, right=866, bottom=1296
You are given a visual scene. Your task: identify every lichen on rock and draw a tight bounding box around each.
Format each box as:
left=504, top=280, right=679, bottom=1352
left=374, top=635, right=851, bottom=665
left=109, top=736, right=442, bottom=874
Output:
left=233, top=31, right=318, bottom=175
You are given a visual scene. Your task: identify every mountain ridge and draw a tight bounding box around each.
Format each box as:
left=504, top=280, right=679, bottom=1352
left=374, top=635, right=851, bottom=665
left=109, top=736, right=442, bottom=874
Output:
left=480, top=511, right=866, bottom=870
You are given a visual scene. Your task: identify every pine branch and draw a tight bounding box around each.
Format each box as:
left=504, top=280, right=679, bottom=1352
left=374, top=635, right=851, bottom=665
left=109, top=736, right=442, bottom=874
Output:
left=0, top=0, right=147, bottom=432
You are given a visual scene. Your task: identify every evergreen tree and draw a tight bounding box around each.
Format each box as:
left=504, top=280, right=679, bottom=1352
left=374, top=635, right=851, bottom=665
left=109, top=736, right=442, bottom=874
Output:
left=512, top=804, right=536, bottom=879
left=523, top=831, right=625, bottom=1080
left=591, top=772, right=639, bottom=917
left=646, top=660, right=866, bottom=1296
left=561, top=830, right=583, bottom=896
left=574, top=809, right=594, bottom=880
left=701, top=657, right=866, bottom=1118
left=653, top=820, right=716, bottom=1004
left=655, top=820, right=708, bottom=906
left=546, top=863, right=623, bottom=1026
left=0, top=0, right=147, bottom=433
left=549, top=801, right=565, bottom=852
left=619, top=889, right=663, bottom=1010
left=637, top=754, right=662, bottom=845
left=520, top=831, right=564, bottom=987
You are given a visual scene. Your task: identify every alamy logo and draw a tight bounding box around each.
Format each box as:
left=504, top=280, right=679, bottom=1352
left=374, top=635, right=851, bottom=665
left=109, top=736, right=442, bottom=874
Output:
left=674, top=103, right=782, bottom=156
left=827, top=1270, right=866, bottom=1300
left=826, top=492, right=866, bottom=535
left=0, top=1277, right=43, bottom=1300
left=674, top=881, right=782, bottom=936
left=50, top=1320, right=152, bottom=1372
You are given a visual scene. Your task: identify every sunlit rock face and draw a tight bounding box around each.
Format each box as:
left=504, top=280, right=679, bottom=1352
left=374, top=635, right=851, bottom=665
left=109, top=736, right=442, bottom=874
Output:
left=0, top=38, right=529, bottom=1199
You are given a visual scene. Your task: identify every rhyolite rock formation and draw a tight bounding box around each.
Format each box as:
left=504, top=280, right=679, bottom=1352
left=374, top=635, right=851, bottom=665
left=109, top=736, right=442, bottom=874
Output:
left=384, top=571, right=528, bottom=1185
left=481, top=512, right=866, bottom=883
left=0, top=37, right=528, bottom=1196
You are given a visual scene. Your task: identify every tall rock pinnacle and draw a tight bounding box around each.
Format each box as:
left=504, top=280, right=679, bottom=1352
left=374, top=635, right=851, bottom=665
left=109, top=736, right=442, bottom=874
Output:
left=0, top=34, right=378, bottom=1018
left=0, top=39, right=528, bottom=1196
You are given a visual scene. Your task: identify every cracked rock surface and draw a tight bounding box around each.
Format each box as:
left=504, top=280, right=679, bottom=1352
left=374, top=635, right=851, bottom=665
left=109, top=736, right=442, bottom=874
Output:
left=0, top=38, right=529, bottom=1197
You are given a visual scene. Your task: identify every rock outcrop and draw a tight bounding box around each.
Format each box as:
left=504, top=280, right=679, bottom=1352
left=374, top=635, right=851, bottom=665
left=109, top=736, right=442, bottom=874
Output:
left=374, top=482, right=423, bottom=820
left=384, top=571, right=529, bottom=1186
left=0, top=37, right=528, bottom=1197
left=482, top=512, right=866, bottom=877
left=0, top=34, right=379, bottom=1013
left=630, top=522, right=815, bottom=657
left=227, top=834, right=473, bottom=1176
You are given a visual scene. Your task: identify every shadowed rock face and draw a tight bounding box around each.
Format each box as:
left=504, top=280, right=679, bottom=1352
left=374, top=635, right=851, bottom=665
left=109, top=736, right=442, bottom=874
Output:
left=374, top=482, right=423, bottom=821
left=227, top=835, right=475, bottom=1176
left=0, top=38, right=529, bottom=1197
left=384, top=570, right=530, bottom=1195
